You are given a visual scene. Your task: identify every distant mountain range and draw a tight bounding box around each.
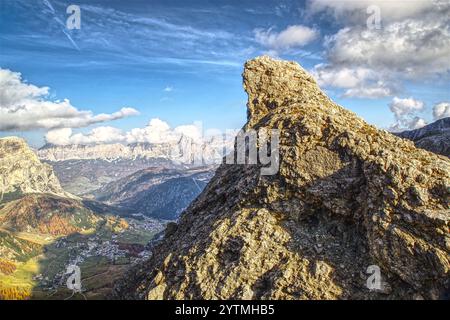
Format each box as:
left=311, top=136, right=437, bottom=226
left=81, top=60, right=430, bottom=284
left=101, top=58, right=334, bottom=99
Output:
left=0, top=137, right=166, bottom=299
left=43, top=158, right=179, bottom=196
left=0, top=137, right=124, bottom=238
left=92, top=167, right=215, bottom=220
left=38, top=134, right=231, bottom=165
left=395, top=117, right=449, bottom=157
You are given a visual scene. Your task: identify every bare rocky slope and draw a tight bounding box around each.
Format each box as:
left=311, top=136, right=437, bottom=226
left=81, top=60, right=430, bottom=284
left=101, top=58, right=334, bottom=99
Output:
left=113, top=56, right=449, bottom=300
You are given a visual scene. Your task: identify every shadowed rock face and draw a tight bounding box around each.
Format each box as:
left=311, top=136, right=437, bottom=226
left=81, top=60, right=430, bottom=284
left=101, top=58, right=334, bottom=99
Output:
left=114, top=56, right=449, bottom=300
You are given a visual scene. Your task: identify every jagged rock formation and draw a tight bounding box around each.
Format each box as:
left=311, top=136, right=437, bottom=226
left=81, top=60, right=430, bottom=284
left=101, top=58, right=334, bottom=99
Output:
left=396, top=117, right=450, bottom=157
left=0, top=137, right=71, bottom=200
left=114, top=56, right=449, bottom=300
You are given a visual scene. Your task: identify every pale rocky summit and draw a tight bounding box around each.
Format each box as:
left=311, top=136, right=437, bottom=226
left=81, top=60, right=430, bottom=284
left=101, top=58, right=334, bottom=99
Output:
left=0, top=137, right=72, bottom=199
left=114, top=56, right=450, bottom=300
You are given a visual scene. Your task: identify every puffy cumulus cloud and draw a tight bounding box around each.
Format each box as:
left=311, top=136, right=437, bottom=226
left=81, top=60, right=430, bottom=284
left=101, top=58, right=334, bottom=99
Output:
left=311, top=64, right=396, bottom=98
left=254, top=25, right=318, bottom=54
left=0, top=69, right=49, bottom=110
left=433, top=102, right=450, bottom=120
left=410, top=117, right=428, bottom=129
left=45, top=127, right=125, bottom=145
left=45, top=118, right=205, bottom=146
left=390, top=97, right=425, bottom=118
left=308, top=0, right=450, bottom=109
left=312, top=65, right=373, bottom=88
left=390, top=116, right=427, bottom=131
left=389, top=97, right=427, bottom=130
left=45, top=128, right=73, bottom=146
left=324, top=18, right=450, bottom=77
left=343, top=84, right=395, bottom=99
left=0, top=68, right=139, bottom=131
left=174, top=124, right=203, bottom=142
left=308, top=0, right=448, bottom=125
left=125, top=118, right=173, bottom=144
left=124, top=119, right=204, bottom=144
left=308, top=0, right=437, bottom=22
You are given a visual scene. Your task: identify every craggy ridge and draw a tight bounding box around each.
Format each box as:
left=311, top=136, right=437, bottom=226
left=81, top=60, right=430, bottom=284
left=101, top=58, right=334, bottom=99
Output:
left=114, top=56, right=449, bottom=300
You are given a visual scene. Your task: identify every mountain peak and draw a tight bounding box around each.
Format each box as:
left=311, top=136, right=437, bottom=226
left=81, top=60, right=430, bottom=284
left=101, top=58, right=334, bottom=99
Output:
left=114, top=58, right=449, bottom=300
left=0, top=136, right=73, bottom=199
left=396, top=117, right=450, bottom=157
left=243, top=56, right=328, bottom=128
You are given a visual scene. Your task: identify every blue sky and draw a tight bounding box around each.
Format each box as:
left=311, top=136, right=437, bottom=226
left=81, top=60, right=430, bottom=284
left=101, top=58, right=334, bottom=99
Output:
left=0, top=0, right=449, bottom=147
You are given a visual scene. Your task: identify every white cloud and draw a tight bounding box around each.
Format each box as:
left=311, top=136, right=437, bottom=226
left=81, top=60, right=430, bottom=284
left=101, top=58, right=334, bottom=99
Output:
left=45, top=128, right=73, bottom=146
left=308, top=0, right=437, bottom=22
left=410, top=117, right=427, bottom=129
left=389, top=97, right=427, bottom=130
left=325, top=19, right=450, bottom=77
left=319, top=0, right=450, bottom=78
left=164, top=86, right=173, bottom=92
left=433, top=102, right=450, bottom=120
left=125, top=118, right=173, bottom=144
left=174, top=124, right=203, bottom=142
left=312, top=65, right=373, bottom=88
left=343, top=84, right=394, bottom=99
left=307, top=0, right=450, bottom=123
left=390, top=116, right=427, bottom=131
left=254, top=25, right=318, bottom=54
left=0, top=68, right=139, bottom=131
left=45, top=118, right=204, bottom=146
left=390, top=97, right=425, bottom=118
left=311, top=64, right=396, bottom=98
left=46, top=127, right=125, bottom=145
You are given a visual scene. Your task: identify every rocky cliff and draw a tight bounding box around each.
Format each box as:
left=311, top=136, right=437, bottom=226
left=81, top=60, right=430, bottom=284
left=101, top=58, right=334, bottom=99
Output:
left=0, top=137, right=71, bottom=200
left=114, top=56, right=449, bottom=300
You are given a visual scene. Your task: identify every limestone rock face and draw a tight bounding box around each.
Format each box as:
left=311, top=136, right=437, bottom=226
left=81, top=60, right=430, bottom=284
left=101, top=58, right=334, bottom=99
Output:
left=114, top=56, right=450, bottom=300
left=0, top=137, right=71, bottom=199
